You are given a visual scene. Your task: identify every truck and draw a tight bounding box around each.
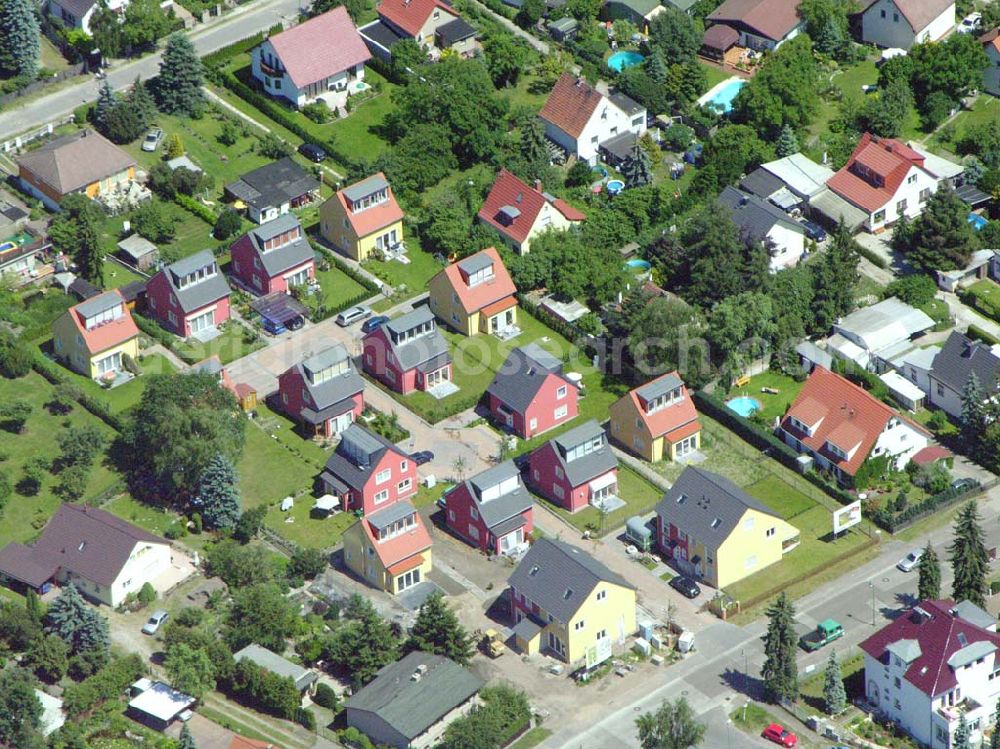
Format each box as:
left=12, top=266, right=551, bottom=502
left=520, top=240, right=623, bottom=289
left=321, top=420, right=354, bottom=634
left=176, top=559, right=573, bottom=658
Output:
left=799, top=619, right=844, bottom=652
left=479, top=629, right=504, bottom=658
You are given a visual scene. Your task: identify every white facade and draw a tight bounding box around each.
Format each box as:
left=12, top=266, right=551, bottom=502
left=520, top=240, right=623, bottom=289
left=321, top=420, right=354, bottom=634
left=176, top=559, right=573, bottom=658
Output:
left=251, top=40, right=366, bottom=108
left=738, top=23, right=802, bottom=51
left=765, top=222, right=806, bottom=271
left=861, top=0, right=955, bottom=49
left=48, top=0, right=128, bottom=35
left=505, top=203, right=581, bottom=254
left=544, top=99, right=647, bottom=166
left=871, top=417, right=929, bottom=470
left=985, top=42, right=1000, bottom=97
left=59, top=540, right=171, bottom=607
left=864, top=164, right=939, bottom=232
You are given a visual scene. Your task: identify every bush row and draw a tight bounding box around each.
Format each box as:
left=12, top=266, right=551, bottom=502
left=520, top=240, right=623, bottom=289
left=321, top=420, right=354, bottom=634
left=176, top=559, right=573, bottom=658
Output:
left=856, top=243, right=889, bottom=269
left=201, top=25, right=283, bottom=69
left=959, top=288, right=1000, bottom=324
left=173, top=192, right=218, bottom=224
left=880, top=481, right=984, bottom=532
left=966, top=323, right=1000, bottom=346
left=133, top=313, right=179, bottom=351
left=32, top=353, right=125, bottom=432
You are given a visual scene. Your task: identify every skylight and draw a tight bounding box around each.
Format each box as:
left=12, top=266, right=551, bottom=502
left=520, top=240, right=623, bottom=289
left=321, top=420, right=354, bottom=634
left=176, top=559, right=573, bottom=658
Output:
left=958, top=633, right=969, bottom=647
left=563, top=589, right=573, bottom=600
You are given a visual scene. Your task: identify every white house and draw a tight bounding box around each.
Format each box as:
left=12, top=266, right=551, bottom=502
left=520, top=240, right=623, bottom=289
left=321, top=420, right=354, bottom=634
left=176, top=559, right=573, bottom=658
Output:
left=927, top=331, right=1000, bottom=418
left=539, top=73, right=647, bottom=166
left=827, top=133, right=940, bottom=233
left=860, top=599, right=1000, bottom=749
left=982, top=29, right=1000, bottom=96
left=893, top=344, right=940, bottom=397
left=0, top=504, right=173, bottom=607
left=860, top=0, right=955, bottom=50
left=717, top=186, right=806, bottom=272
left=251, top=7, right=371, bottom=108
left=48, top=0, right=128, bottom=35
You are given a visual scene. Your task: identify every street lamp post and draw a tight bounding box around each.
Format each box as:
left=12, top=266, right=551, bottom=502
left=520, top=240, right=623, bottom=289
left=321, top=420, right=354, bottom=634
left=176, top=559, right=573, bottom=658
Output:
left=727, top=718, right=733, bottom=749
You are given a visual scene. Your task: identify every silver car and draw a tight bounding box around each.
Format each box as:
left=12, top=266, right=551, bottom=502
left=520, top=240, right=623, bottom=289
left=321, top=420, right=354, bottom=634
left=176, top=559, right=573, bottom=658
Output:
left=142, top=609, right=169, bottom=634
left=141, top=128, right=163, bottom=152
left=897, top=549, right=924, bottom=572
left=336, top=305, right=372, bottom=327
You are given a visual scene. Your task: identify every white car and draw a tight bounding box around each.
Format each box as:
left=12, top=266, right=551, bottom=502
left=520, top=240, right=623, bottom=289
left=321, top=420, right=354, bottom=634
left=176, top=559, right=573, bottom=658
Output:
left=141, top=127, right=163, bottom=152
left=142, top=610, right=169, bottom=634
left=958, top=12, right=981, bottom=33
left=897, top=549, right=924, bottom=572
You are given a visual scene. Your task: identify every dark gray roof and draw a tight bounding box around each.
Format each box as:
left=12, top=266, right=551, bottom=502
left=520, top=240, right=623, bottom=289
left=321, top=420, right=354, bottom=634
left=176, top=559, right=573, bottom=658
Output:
left=717, top=186, right=801, bottom=244
left=303, top=344, right=350, bottom=375
left=655, top=466, right=780, bottom=548
left=415, top=352, right=452, bottom=374
left=740, top=168, right=785, bottom=200
left=247, top=215, right=314, bottom=277
left=458, top=460, right=534, bottom=529
left=436, top=16, right=477, bottom=44
left=164, top=250, right=231, bottom=313
left=635, top=372, right=682, bottom=403
left=367, top=500, right=417, bottom=531
left=385, top=306, right=435, bottom=336
left=458, top=252, right=494, bottom=276
left=345, top=652, right=483, bottom=741
left=600, top=131, right=638, bottom=162
left=609, top=91, right=644, bottom=116
left=487, top=344, right=567, bottom=414
left=322, top=424, right=399, bottom=490
left=69, top=277, right=101, bottom=300
left=931, top=331, right=1000, bottom=396
left=507, top=538, right=633, bottom=624
left=298, top=350, right=364, bottom=413
left=225, top=158, right=320, bottom=211
left=359, top=18, right=406, bottom=49
left=548, top=419, right=617, bottom=487
left=76, top=290, right=124, bottom=319
left=383, top=308, right=451, bottom=372
left=952, top=600, right=996, bottom=630
left=342, top=174, right=389, bottom=204
left=234, top=644, right=317, bottom=691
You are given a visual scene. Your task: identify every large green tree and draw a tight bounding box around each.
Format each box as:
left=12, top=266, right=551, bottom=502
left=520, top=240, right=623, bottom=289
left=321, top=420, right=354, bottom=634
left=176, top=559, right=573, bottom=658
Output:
left=628, top=296, right=707, bottom=384
left=225, top=583, right=300, bottom=652
left=635, top=697, right=706, bottom=749
left=733, top=36, right=820, bottom=139
left=155, top=32, right=206, bottom=117
left=165, top=642, right=216, bottom=699
left=917, top=542, right=941, bottom=601
left=45, top=584, right=110, bottom=656
left=123, top=372, right=245, bottom=501
left=122, top=0, right=173, bottom=51
left=324, top=594, right=399, bottom=686
left=799, top=0, right=851, bottom=59
left=482, top=31, right=529, bottom=88
left=809, top=222, right=859, bottom=333
left=909, top=34, right=988, bottom=122
left=904, top=184, right=980, bottom=271
left=861, top=77, right=913, bottom=138
left=179, top=724, right=199, bottom=749
left=25, top=634, right=69, bottom=683
left=949, top=501, right=989, bottom=608
left=761, top=592, right=798, bottom=703
left=823, top=650, right=847, bottom=715
left=48, top=193, right=106, bottom=284
left=960, top=370, right=986, bottom=455
left=953, top=715, right=971, bottom=749
left=0, top=0, right=40, bottom=78
left=706, top=292, right=776, bottom=364
left=0, top=668, right=43, bottom=749
left=648, top=8, right=701, bottom=66
left=196, top=454, right=242, bottom=531
left=406, top=591, right=473, bottom=665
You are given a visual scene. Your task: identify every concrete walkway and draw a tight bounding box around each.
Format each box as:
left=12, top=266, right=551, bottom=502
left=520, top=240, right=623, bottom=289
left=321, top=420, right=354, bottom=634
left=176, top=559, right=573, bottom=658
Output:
left=610, top=445, right=672, bottom=492
left=146, top=343, right=189, bottom=372
left=941, top=289, right=1000, bottom=339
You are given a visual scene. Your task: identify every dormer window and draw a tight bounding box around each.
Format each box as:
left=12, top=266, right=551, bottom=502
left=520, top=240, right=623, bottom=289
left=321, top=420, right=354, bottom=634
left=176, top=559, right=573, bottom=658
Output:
left=390, top=319, right=434, bottom=345
left=563, top=588, right=573, bottom=599
left=825, top=441, right=848, bottom=460
left=787, top=416, right=814, bottom=436
left=305, top=360, right=349, bottom=385
left=465, top=265, right=494, bottom=288
left=563, top=434, right=605, bottom=463
left=645, top=387, right=682, bottom=415
left=376, top=512, right=416, bottom=541
left=261, top=226, right=301, bottom=251
left=349, top=188, right=389, bottom=213
left=174, top=261, right=217, bottom=290
left=82, top=302, right=124, bottom=330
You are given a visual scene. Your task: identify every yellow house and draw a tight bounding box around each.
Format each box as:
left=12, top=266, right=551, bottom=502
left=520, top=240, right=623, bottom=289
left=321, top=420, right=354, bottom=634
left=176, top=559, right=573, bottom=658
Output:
left=342, top=501, right=433, bottom=595
left=655, top=466, right=799, bottom=590
left=608, top=372, right=702, bottom=463
left=319, top=173, right=404, bottom=262
left=427, top=247, right=519, bottom=337
left=508, top=538, right=636, bottom=664
left=52, top=290, right=140, bottom=381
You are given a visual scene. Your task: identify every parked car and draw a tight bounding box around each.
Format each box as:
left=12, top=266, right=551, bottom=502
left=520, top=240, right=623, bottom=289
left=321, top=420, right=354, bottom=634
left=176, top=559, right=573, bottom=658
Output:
left=409, top=450, right=434, bottom=466
left=958, top=12, right=981, bottom=33
left=142, top=610, right=169, bottom=635
left=141, top=128, right=163, bottom=152
left=801, top=219, right=827, bottom=242
left=336, top=305, right=372, bottom=327
left=298, top=143, right=327, bottom=163
left=799, top=619, right=844, bottom=651
left=669, top=575, right=701, bottom=599
left=361, top=315, right=390, bottom=334
left=952, top=477, right=977, bottom=492
left=897, top=548, right=924, bottom=572
left=762, top=723, right=797, bottom=747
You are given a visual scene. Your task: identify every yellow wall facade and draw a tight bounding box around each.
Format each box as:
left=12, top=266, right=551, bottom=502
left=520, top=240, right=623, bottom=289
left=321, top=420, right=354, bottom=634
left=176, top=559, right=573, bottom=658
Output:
left=51, top=312, right=139, bottom=379
left=428, top=273, right=474, bottom=335
left=562, top=581, right=637, bottom=664
left=319, top=196, right=404, bottom=262
left=342, top=521, right=432, bottom=595
left=608, top=396, right=655, bottom=461
left=713, top=509, right=797, bottom=590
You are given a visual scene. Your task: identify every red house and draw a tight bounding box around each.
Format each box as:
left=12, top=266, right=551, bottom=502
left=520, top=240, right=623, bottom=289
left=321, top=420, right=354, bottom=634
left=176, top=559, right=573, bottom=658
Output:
left=362, top=306, right=452, bottom=395
left=276, top=345, right=365, bottom=438
left=527, top=419, right=618, bottom=513
left=146, top=250, right=231, bottom=338
left=229, top=214, right=315, bottom=296
left=486, top=343, right=577, bottom=439
left=443, top=460, right=533, bottom=555
left=319, top=423, right=418, bottom=514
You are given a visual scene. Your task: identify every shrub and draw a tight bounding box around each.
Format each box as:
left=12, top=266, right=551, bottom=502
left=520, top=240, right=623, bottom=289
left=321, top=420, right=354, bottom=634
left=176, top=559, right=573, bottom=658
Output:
left=257, top=132, right=293, bottom=159
left=966, top=324, right=1000, bottom=346
left=214, top=208, right=243, bottom=240
left=138, top=582, right=157, bottom=606
left=190, top=512, right=203, bottom=534
left=313, top=682, right=338, bottom=709
left=301, top=101, right=332, bottom=123
left=0, top=332, right=32, bottom=378
left=297, top=707, right=316, bottom=730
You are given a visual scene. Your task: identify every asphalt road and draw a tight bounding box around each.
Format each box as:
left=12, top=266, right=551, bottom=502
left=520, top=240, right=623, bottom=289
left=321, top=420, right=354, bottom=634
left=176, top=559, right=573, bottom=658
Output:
left=0, top=0, right=304, bottom=140
left=552, top=483, right=1000, bottom=749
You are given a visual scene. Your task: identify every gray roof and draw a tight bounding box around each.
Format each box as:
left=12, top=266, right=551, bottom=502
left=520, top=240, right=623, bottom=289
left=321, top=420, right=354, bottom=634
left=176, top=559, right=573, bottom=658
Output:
left=76, top=290, right=124, bottom=319
left=17, top=129, right=136, bottom=195
left=718, top=186, right=802, bottom=244
left=635, top=372, right=682, bottom=403
left=457, top=460, right=534, bottom=529
left=886, top=638, right=922, bottom=664
left=304, top=344, right=350, bottom=375
left=234, top=644, right=317, bottom=691
left=458, top=252, right=494, bottom=276
left=345, top=652, right=483, bottom=741
left=163, top=250, right=231, bottom=313
left=342, top=173, right=389, bottom=204
left=600, top=131, right=638, bottom=162
left=548, top=419, right=617, bottom=487
left=487, top=344, right=567, bottom=415
left=298, top=353, right=365, bottom=416
left=322, top=424, right=400, bottom=490
left=366, top=500, right=417, bottom=532
left=247, top=215, right=314, bottom=277
left=740, top=168, right=786, bottom=200
left=117, top=234, right=157, bottom=261
left=383, top=310, right=451, bottom=372
left=507, top=538, right=633, bottom=624
left=609, top=91, right=644, bottom=116
left=953, top=600, right=996, bottom=630
left=436, top=16, right=477, bottom=44
left=655, top=466, right=780, bottom=550
left=225, top=157, right=320, bottom=211
left=835, top=297, right=935, bottom=353
left=548, top=16, right=579, bottom=31
left=930, top=331, right=1000, bottom=397
left=795, top=340, right=833, bottom=370
left=948, top=640, right=997, bottom=669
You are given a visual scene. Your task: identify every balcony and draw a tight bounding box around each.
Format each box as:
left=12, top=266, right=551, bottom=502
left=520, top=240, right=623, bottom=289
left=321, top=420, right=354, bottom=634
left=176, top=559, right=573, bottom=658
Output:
left=259, top=60, right=284, bottom=78
left=937, top=696, right=982, bottom=723
left=781, top=536, right=801, bottom=553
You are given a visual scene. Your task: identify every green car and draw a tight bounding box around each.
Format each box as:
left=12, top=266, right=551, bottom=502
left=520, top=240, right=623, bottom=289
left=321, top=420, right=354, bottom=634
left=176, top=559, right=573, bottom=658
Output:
left=799, top=619, right=844, bottom=652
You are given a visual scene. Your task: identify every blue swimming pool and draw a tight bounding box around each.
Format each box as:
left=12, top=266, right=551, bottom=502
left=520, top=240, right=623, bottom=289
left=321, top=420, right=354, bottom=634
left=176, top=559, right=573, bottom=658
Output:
left=607, top=179, right=625, bottom=195
left=701, top=78, right=747, bottom=113
left=969, top=213, right=988, bottom=231
left=727, top=396, right=761, bottom=418
left=608, top=51, right=645, bottom=72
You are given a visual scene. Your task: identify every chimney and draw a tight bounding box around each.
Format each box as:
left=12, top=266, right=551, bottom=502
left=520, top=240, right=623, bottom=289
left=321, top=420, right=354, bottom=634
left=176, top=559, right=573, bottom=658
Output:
left=534, top=179, right=542, bottom=192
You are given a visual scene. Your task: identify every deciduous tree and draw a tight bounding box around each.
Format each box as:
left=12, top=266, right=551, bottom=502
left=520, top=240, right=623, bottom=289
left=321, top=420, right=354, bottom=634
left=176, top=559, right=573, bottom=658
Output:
left=0, top=668, right=43, bottom=749
left=225, top=583, right=300, bottom=652
left=325, top=594, right=399, bottom=686
left=165, top=642, right=216, bottom=699
left=635, top=697, right=706, bottom=749
left=48, top=193, right=106, bottom=284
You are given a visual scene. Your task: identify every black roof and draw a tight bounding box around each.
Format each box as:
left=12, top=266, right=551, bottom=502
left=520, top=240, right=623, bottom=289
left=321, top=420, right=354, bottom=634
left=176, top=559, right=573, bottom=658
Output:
left=68, top=277, right=101, bottom=301
left=930, top=330, right=1000, bottom=396
left=740, top=167, right=785, bottom=200
left=436, top=17, right=477, bottom=44
left=225, top=158, right=320, bottom=211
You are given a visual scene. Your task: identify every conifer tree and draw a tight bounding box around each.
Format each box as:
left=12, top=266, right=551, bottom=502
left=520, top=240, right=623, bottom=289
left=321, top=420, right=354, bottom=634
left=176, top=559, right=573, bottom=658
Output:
left=917, top=542, right=941, bottom=601
left=949, top=501, right=989, bottom=608
left=960, top=370, right=986, bottom=456
left=990, top=698, right=1000, bottom=749
left=646, top=49, right=669, bottom=85
left=406, top=591, right=473, bottom=665
left=953, top=714, right=971, bottom=749
left=822, top=650, right=847, bottom=715
left=197, top=454, right=242, bottom=531
left=519, top=118, right=549, bottom=173
left=178, top=723, right=198, bottom=749
left=45, top=583, right=110, bottom=656
left=776, top=124, right=799, bottom=157
left=94, top=78, right=119, bottom=132
left=622, top=142, right=653, bottom=189
left=761, top=593, right=798, bottom=702
left=156, top=32, right=205, bottom=116
left=0, top=0, right=40, bottom=79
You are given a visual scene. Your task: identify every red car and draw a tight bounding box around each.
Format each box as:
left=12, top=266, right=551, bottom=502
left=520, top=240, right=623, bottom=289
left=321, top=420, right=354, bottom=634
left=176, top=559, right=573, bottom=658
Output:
left=762, top=723, right=797, bottom=747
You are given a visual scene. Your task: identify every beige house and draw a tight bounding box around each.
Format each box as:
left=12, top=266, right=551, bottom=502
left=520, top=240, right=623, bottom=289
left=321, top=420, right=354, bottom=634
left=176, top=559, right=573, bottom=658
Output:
left=608, top=372, right=702, bottom=462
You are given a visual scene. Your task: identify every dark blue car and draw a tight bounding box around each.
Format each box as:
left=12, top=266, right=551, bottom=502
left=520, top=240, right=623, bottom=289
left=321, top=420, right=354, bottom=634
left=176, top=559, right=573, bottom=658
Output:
left=800, top=219, right=827, bottom=243
left=361, top=315, right=390, bottom=334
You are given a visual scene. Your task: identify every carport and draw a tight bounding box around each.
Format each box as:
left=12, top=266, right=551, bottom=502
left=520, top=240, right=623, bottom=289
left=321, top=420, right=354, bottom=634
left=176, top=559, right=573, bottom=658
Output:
left=809, top=188, right=867, bottom=232
left=250, top=293, right=308, bottom=334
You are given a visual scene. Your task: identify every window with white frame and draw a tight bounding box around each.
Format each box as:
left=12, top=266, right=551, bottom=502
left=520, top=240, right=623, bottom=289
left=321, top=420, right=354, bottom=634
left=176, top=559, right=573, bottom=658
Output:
left=374, top=489, right=389, bottom=504
left=397, top=478, right=412, bottom=493
left=375, top=468, right=391, bottom=484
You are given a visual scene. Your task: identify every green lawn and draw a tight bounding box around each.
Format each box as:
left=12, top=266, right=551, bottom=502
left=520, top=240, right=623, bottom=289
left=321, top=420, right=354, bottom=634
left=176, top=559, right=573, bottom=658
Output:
left=313, top=260, right=369, bottom=310
left=97, top=199, right=215, bottom=267
left=920, top=298, right=952, bottom=330
left=730, top=370, right=804, bottom=422
left=362, top=236, right=443, bottom=294
left=59, top=352, right=177, bottom=414
left=102, top=258, right=146, bottom=289
left=744, top=474, right=815, bottom=519
left=699, top=63, right=731, bottom=92
left=500, top=74, right=551, bottom=112
left=542, top=465, right=663, bottom=536
left=966, top=279, right=1000, bottom=321
left=239, top=419, right=323, bottom=509
left=941, top=95, right=1000, bottom=147
left=0, top=371, right=124, bottom=546
left=173, top=320, right=265, bottom=365
left=104, top=494, right=182, bottom=538
left=800, top=650, right=865, bottom=710
left=730, top=703, right=784, bottom=737
left=508, top=728, right=553, bottom=749
left=39, top=36, right=70, bottom=71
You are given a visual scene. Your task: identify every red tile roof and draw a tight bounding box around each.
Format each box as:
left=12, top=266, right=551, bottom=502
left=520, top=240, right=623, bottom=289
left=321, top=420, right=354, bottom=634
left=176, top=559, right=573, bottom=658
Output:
left=477, top=169, right=585, bottom=245
left=69, top=291, right=139, bottom=355
left=265, top=7, right=371, bottom=90
left=912, top=445, right=953, bottom=465
left=859, top=599, right=1000, bottom=697
left=981, top=28, right=1000, bottom=54
left=435, top=247, right=517, bottom=315
left=539, top=74, right=605, bottom=139
left=780, top=366, right=924, bottom=476
left=335, top=172, right=405, bottom=238
left=827, top=133, right=927, bottom=213
left=378, top=0, right=456, bottom=37
left=626, top=372, right=701, bottom=441
left=360, top=513, right=432, bottom=569
left=707, top=0, right=803, bottom=42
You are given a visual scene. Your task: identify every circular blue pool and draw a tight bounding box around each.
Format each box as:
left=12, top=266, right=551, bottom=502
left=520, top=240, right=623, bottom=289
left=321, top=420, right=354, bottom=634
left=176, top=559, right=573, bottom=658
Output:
left=607, top=179, right=625, bottom=195
left=727, top=396, right=761, bottom=418
left=608, top=51, right=645, bottom=72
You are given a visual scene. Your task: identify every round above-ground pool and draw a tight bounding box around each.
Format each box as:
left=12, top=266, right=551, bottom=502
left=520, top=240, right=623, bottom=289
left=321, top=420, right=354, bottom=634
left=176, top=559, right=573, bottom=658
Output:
left=969, top=213, right=987, bottom=231
left=608, top=50, right=645, bottom=72
left=607, top=179, right=625, bottom=195
left=727, top=396, right=761, bottom=418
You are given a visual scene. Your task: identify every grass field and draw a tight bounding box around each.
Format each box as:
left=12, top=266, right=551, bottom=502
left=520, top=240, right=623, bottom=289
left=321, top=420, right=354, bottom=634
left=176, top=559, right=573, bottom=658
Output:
left=59, top=352, right=177, bottom=414
left=313, top=262, right=370, bottom=310
left=103, top=257, right=146, bottom=289
left=700, top=63, right=731, bottom=92
left=965, top=279, right=1000, bottom=321
left=509, top=728, right=553, bottom=749
left=731, top=370, right=805, bottom=422
left=97, top=200, right=215, bottom=267
left=238, top=419, right=322, bottom=509
left=362, top=236, right=443, bottom=293
left=799, top=650, right=865, bottom=710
